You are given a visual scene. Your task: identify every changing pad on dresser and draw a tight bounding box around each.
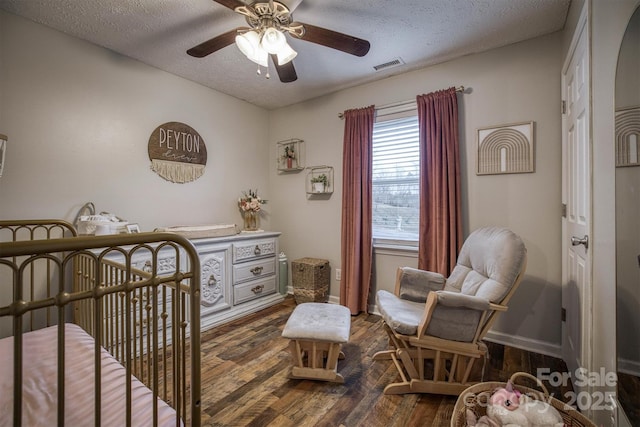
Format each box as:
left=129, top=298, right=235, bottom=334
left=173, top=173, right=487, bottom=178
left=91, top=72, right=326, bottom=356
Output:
left=155, top=224, right=240, bottom=239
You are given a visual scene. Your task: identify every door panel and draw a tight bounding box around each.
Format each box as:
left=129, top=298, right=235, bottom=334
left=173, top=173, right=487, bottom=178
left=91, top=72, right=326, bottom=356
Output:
left=562, top=10, right=591, bottom=393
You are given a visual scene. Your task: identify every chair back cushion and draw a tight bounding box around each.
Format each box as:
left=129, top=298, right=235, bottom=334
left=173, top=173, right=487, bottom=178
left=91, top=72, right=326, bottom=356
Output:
left=444, top=227, right=526, bottom=303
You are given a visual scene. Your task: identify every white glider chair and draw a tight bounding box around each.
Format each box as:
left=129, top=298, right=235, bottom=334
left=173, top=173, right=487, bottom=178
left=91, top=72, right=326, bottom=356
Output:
left=373, top=226, right=527, bottom=395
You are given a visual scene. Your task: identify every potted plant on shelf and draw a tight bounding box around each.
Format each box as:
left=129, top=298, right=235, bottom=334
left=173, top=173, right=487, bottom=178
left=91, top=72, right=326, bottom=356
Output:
left=310, top=174, right=328, bottom=193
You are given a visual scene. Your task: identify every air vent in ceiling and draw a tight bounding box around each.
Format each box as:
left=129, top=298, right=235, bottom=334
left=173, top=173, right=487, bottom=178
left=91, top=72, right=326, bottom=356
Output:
left=373, top=57, right=405, bottom=72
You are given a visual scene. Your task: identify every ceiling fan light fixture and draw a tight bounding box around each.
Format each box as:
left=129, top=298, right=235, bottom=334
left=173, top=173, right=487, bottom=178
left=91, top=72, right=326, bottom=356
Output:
left=235, top=31, right=259, bottom=56
left=276, top=42, right=297, bottom=65
left=250, top=46, right=269, bottom=67
left=236, top=31, right=268, bottom=67
left=261, top=27, right=286, bottom=54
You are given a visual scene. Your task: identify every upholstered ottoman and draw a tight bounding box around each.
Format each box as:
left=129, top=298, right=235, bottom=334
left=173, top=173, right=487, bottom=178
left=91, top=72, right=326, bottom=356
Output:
left=281, top=302, right=351, bottom=383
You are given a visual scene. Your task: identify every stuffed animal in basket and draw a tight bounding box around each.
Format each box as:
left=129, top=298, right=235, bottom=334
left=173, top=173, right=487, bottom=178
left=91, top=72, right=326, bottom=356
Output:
left=466, top=381, right=564, bottom=427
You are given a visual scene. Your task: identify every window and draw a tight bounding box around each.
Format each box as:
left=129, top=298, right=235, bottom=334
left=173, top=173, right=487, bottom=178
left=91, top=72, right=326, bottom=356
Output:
left=372, top=115, right=420, bottom=244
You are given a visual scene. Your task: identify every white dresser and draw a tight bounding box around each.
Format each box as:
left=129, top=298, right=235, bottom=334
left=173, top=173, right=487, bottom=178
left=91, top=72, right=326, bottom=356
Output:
left=81, top=231, right=283, bottom=334
left=193, top=231, right=283, bottom=331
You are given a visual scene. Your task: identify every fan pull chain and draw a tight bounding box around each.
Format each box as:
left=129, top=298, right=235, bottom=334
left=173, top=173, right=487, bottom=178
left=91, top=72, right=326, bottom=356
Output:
left=256, top=66, right=270, bottom=79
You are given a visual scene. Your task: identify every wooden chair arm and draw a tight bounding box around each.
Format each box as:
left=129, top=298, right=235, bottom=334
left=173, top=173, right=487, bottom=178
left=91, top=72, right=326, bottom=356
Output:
left=393, top=267, right=403, bottom=296
left=489, top=302, right=508, bottom=312
left=417, top=291, right=438, bottom=339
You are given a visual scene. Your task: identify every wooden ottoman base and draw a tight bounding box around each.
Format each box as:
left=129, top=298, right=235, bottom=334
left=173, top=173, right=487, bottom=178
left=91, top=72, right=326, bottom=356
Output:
left=282, top=303, right=351, bottom=383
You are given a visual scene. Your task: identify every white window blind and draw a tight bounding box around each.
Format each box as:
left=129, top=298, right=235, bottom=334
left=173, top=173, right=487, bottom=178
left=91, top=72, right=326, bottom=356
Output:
left=372, top=115, right=420, bottom=242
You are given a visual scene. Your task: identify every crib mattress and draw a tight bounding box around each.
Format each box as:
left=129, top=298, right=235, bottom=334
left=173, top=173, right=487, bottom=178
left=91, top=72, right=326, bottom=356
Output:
left=0, top=324, right=179, bottom=427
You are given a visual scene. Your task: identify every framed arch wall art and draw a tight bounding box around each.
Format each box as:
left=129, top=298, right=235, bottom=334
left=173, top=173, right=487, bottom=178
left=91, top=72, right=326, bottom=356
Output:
left=476, top=121, right=534, bottom=175
left=615, top=106, right=640, bottom=167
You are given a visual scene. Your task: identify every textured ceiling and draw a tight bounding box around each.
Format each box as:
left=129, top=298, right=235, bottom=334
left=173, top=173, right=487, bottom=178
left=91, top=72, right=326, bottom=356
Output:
left=0, top=0, right=571, bottom=109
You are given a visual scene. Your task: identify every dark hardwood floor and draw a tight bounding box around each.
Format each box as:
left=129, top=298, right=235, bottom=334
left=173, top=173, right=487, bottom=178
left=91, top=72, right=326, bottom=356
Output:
left=197, top=297, right=574, bottom=427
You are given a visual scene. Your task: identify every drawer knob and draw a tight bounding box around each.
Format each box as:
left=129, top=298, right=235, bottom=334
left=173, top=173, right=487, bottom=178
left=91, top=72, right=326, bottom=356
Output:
left=254, top=245, right=262, bottom=255
left=250, top=266, right=264, bottom=275
left=207, top=275, right=217, bottom=286
left=251, top=285, right=264, bottom=294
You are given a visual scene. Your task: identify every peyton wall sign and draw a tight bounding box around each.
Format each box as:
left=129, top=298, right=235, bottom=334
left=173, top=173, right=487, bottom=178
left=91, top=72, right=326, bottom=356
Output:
left=148, top=122, right=208, bottom=183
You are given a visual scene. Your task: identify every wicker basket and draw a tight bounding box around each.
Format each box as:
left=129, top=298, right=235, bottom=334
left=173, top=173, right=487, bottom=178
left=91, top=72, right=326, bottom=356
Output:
left=450, top=372, right=596, bottom=427
left=291, top=257, right=330, bottom=304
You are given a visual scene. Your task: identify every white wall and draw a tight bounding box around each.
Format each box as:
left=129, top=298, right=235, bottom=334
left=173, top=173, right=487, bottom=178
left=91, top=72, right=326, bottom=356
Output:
left=269, top=33, right=564, bottom=354
left=0, top=11, right=270, bottom=231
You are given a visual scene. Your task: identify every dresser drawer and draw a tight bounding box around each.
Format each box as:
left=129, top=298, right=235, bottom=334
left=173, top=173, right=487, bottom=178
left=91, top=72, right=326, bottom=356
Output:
left=233, top=257, right=276, bottom=284
left=233, top=238, right=277, bottom=263
left=233, top=276, right=276, bottom=305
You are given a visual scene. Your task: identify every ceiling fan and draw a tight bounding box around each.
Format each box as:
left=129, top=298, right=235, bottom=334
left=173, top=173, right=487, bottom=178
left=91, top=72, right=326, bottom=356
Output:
left=187, top=0, right=371, bottom=83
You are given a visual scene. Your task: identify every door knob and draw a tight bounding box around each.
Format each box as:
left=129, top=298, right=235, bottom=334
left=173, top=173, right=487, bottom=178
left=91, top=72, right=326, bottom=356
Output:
left=571, top=235, right=589, bottom=249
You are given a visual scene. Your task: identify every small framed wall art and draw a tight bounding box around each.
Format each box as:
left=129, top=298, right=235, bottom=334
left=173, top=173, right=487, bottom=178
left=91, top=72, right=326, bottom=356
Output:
left=476, top=121, right=534, bottom=175
left=615, top=106, right=640, bottom=167
left=277, top=138, right=304, bottom=172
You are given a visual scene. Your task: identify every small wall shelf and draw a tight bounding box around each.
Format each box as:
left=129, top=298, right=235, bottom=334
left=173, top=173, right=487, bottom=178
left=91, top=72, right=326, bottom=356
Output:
left=277, top=139, right=304, bottom=172
left=306, top=166, right=334, bottom=195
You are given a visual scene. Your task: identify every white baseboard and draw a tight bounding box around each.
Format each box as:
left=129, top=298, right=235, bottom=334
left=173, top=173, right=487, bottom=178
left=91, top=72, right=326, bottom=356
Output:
left=618, top=357, right=640, bottom=377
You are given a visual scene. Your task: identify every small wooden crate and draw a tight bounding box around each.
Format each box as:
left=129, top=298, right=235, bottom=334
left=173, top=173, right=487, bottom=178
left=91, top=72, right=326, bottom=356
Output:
left=291, top=258, right=330, bottom=304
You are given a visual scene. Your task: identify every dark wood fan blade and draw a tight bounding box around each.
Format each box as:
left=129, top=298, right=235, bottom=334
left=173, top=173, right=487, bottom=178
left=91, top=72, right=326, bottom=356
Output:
left=271, top=55, right=297, bottom=83
left=187, top=28, right=241, bottom=58
left=294, top=22, right=370, bottom=57
left=212, top=0, right=247, bottom=11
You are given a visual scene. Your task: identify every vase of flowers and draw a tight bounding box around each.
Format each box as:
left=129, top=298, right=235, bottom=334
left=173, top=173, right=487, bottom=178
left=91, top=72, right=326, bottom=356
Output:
left=284, top=145, right=295, bottom=169
left=238, top=189, right=267, bottom=231
left=243, top=210, right=259, bottom=231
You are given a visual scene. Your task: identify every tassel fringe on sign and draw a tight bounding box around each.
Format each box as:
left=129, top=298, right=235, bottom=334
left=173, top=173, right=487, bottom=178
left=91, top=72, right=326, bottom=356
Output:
left=150, top=159, right=205, bottom=183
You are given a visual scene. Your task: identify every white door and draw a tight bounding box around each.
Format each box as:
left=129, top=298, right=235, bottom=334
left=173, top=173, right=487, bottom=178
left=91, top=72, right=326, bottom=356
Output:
left=561, top=9, right=591, bottom=393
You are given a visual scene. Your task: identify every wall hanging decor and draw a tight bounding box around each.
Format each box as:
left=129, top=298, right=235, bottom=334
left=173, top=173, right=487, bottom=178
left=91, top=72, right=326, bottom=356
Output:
left=148, top=122, right=207, bottom=183
left=277, top=138, right=304, bottom=172
left=615, top=106, right=640, bottom=167
left=476, top=121, right=534, bottom=175
left=306, top=165, right=334, bottom=196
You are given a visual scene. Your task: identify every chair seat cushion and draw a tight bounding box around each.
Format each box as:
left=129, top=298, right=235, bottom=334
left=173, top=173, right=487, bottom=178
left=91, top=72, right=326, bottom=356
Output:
left=377, top=290, right=482, bottom=342
left=376, top=290, right=424, bottom=336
